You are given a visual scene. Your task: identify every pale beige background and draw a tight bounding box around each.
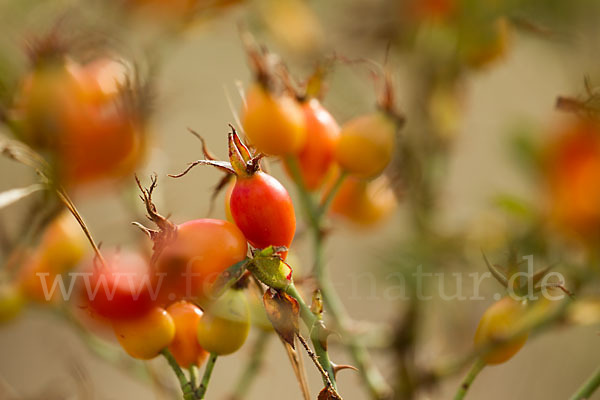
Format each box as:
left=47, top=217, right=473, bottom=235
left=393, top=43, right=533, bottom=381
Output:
left=1, top=5, right=599, bottom=400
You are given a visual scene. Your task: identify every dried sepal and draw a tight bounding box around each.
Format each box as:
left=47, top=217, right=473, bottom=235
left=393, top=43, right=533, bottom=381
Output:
left=229, top=124, right=251, bottom=162
left=187, top=128, right=218, bottom=160
left=168, top=159, right=235, bottom=178
left=481, top=251, right=509, bottom=288
left=133, top=174, right=177, bottom=264
left=263, top=288, right=300, bottom=348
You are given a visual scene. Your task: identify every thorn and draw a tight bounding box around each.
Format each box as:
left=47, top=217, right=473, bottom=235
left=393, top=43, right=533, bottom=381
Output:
left=331, top=362, right=358, bottom=379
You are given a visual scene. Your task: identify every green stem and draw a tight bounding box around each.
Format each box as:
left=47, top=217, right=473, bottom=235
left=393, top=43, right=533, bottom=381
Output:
left=285, top=283, right=337, bottom=390
left=161, top=349, right=195, bottom=400
left=285, top=157, right=320, bottom=231
left=288, top=156, right=391, bottom=399
left=318, top=171, right=347, bottom=217
left=453, top=359, right=485, bottom=400
left=314, top=230, right=391, bottom=399
left=197, top=353, right=218, bottom=399
left=231, top=331, right=270, bottom=399
left=569, top=365, right=600, bottom=400
left=189, top=365, right=198, bottom=390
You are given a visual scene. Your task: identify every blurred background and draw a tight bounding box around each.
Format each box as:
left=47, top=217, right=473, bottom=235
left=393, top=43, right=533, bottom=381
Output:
left=0, top=0, right=600, bottom=399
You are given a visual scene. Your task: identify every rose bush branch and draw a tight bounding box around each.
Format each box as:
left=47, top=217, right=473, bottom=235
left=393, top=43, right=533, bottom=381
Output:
left=569, top=365, right=600, bottom=400
left=452, top=359, right=485, bottom=400
left=286, top=157, right=392, bottom=399
left=161, top=349, right=196, bottom=400
left=197, top=353, right=218, bottom=399
left=284, top=283, right=339, bottom=393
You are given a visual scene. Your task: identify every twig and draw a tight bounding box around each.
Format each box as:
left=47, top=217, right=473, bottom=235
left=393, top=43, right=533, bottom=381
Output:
left=297, top=334, right=341, bottom=400
left=453, top=359, right=485, bottom=400
left=569, top=365, right=600, bottom=400
left=197, top=353, right=218, bottom=399
left=286, top=156, right=391, bottom=399
left=161, top=349, right=195, bottom=400
left=251, top=277, right=310, bottom=400
left=285, top=284, right=338, bottom=391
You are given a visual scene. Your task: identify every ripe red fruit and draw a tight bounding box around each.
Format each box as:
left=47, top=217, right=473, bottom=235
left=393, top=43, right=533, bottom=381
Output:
left=83, top=251, right=155, bottom=320
left=285, top=99, right=340, bottom=191
left=170, top=129, right=296, bottom=258
left=230, top=171, right=296, bottom=254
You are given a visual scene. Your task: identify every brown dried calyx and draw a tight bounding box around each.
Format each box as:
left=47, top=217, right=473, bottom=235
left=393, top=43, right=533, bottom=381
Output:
left=240, top=29, right=287, bottom=94
left=377, top=69, right=406, bottom=129
left=132, top=174, right=177, bottom=263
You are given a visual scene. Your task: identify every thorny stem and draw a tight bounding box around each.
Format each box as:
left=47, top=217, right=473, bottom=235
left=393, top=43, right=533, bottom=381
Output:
left=452, top=359, right=485, bottom=400
left=569, top=365, right=600, bottom=400
left=197, top=353, right=218, bottom=399
left=314, top=224, right=392, bottom=399
left=287, top=156, right=392, bottom=399
left=297, top=334, right=341, bottom=399
left=285, top=283, right=338, bottom=392
left=249, top=276, right=310, bottom=400
left=231, top=331, right=271, bottom=399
